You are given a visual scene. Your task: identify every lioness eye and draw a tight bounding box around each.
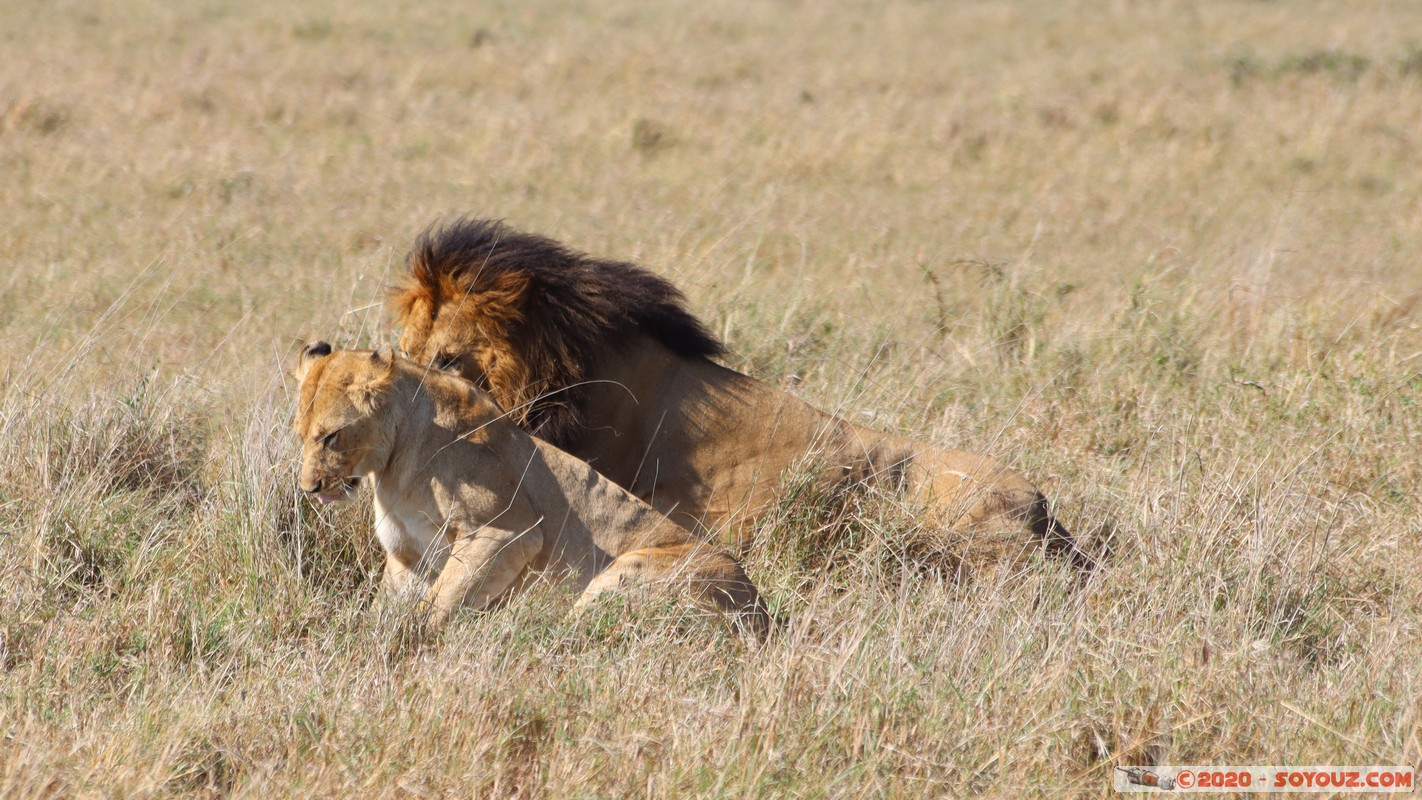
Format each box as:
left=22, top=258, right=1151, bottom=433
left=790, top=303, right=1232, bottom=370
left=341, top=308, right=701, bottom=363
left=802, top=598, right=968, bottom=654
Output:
left=322, top=432, right=338, bottom=448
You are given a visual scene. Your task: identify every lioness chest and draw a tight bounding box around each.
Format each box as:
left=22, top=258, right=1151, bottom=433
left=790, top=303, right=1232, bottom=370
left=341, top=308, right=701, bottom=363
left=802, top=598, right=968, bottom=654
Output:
left=373, top=487, right=451, bottom=578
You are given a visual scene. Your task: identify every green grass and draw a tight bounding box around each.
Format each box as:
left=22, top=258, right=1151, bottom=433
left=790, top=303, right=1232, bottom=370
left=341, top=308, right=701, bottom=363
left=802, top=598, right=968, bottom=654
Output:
left=2, top=0, right=1420, bottom=796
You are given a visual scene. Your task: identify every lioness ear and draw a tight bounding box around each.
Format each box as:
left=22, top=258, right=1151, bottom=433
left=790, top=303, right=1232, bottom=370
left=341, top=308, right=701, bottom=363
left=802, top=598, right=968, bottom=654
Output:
left=351, top=348, right=396, bottom=412
left=294, top=341, right=333, bottom=381
left=369, top=347, right=398, bottom=375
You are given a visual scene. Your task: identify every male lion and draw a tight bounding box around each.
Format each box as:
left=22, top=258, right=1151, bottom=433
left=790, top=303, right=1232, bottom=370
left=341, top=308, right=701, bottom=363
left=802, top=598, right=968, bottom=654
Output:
left=292, top=342, right=771, bottom=636
left=388, top=218, right=1087, bottom=568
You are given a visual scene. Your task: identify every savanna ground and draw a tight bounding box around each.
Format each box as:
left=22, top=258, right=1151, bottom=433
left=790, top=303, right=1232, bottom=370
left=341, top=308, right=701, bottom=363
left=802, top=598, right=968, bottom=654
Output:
left=3, top=0, right=1421, bottom=796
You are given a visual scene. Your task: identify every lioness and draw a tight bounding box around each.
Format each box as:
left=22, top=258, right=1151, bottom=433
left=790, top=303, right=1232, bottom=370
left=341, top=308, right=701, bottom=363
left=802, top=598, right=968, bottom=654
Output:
left=388, top=218, right=1087, bottom=568
left=292, top=342, right=771, bottom=636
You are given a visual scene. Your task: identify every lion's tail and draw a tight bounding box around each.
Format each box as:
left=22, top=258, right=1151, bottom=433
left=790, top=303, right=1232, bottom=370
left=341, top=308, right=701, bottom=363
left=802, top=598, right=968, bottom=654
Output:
left=1024, top=496, right=1096, bottom=572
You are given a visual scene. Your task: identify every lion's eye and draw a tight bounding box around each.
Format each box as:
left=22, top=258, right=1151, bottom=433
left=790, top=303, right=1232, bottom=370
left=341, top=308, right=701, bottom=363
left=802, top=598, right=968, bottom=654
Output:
left=436, top=354, right=460, bottom=371
left=321, top=431, right=338, bottom=448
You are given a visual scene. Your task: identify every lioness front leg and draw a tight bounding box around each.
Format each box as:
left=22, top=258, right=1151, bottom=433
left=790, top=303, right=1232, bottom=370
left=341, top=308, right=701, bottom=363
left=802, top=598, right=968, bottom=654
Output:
left=373, top=554, right=427, bottom=612
left=420, top=524, right=544, bottom=629
left=575, top=544, right=772, bottom=640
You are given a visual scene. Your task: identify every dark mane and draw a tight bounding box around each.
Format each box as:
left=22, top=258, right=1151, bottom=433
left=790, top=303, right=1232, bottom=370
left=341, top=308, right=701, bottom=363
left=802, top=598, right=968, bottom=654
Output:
left=392, top=217, right=724, bottom=447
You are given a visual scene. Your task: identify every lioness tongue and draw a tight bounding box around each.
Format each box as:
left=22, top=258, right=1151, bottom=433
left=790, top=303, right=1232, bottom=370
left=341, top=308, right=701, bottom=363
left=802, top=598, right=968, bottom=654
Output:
left=318, top=492, right=341, bottom=505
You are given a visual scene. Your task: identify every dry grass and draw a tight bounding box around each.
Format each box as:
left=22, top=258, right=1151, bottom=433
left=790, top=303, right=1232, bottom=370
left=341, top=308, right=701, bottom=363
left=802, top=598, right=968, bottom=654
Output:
left=3, top=0, right=1421, bottom=796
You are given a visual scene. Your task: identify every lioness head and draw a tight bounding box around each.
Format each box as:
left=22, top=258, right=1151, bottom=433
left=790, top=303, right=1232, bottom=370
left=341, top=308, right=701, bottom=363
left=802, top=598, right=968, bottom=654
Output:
left=292, top=342, right=397, bottom=505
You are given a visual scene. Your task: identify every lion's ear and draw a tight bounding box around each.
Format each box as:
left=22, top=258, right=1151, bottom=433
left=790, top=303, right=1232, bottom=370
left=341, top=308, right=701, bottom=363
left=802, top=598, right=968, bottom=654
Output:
left=294, top=341, right=332, bottom=382
left=474, top=270, right=530, bottom=323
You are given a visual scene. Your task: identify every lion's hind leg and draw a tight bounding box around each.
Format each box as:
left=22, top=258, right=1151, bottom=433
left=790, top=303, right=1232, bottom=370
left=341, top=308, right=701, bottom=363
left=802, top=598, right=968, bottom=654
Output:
left=574, top=544, right=772, bottom=640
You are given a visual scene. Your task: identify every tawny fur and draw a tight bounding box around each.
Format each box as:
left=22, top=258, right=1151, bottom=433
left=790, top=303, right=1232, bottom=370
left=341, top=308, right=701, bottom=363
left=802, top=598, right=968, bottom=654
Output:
left=388, top=218, right=1087, bottom=568
left=292, top=344, right=771, bottom=636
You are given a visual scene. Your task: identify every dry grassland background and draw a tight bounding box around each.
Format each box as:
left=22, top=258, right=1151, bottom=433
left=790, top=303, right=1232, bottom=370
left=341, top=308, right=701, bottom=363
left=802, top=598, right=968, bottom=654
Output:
left=3, top=0, right=1421, bottom=796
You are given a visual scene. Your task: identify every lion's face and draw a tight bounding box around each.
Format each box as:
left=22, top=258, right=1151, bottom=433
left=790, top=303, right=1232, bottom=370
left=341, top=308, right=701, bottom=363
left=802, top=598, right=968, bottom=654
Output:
left=293, top=343, right=395, bottom=505
left=396, top=312, right=490, bottom=390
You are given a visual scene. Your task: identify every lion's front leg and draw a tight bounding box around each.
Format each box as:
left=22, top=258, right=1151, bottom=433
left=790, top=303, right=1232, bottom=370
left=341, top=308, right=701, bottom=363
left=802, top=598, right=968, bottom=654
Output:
left=419, top=523, right=544, bottom=629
